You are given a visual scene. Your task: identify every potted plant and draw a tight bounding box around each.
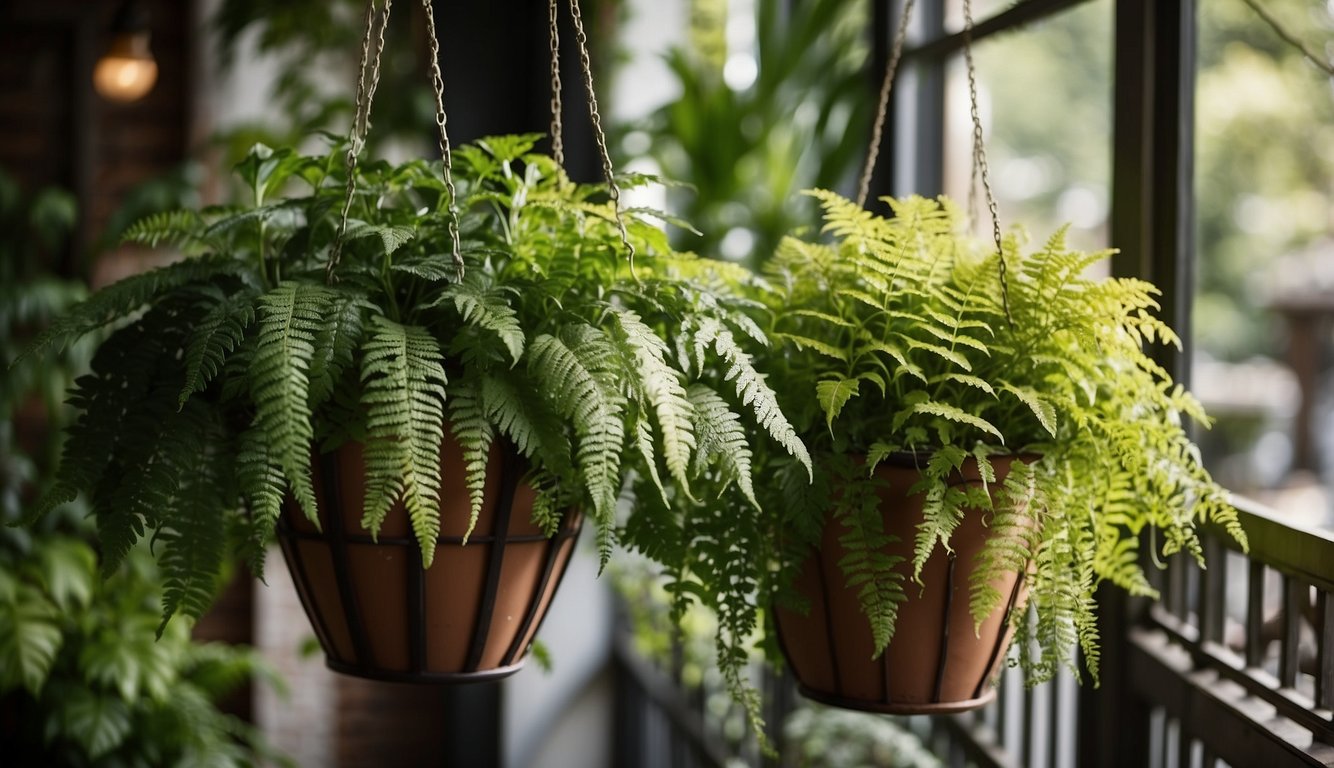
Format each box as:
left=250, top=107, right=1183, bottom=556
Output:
left=632, top=190, right=1247, bottom=720
left=21, top=133, right=808, bottom=682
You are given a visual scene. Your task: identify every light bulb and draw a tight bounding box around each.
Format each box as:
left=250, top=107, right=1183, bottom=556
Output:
left=93, top=31, right=157, bottom=103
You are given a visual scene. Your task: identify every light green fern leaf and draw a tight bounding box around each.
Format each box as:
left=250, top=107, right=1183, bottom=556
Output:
left=613, top=309, right=696, bottom=499
left=360, top=316, right=448, bottom=565
left=911, top=401, right=1003, bottom=441
left=695, top=318, right=811, bottom=475
left=816, top=377, right=860, bottom=431
left=687, top=384, right=758, bottom=509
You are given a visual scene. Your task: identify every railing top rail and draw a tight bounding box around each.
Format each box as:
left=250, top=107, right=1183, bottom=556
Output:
left=1214, top=497, right=1334, bottom=592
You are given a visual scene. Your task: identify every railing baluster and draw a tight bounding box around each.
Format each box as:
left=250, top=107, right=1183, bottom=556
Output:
left=1246, top=561, right=1266, bottom=669
left=1319, top=591, right=1334, bottom=709
left=1280, top=574, right=1302, bottom=689
left=1200, top=536, right=1226, bottom=645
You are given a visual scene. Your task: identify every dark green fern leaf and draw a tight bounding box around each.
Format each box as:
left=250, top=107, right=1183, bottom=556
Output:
left=178, top=287, right=257, bottom=408
left=359, top=316, right=448, bottom=565
left=248, top=282, right=330, bottom=521
left=447, top=370, right=494, bottom=543
left=23, top=255, right=239, bottom=360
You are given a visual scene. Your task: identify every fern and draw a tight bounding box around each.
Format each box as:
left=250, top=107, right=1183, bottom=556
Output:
left=178, top=287, right=256, bottom=408
left=433, top=278, right=525, bottom=364
left=447, top=370, right=494, bottom=543
left=248, top=282, right=329, bottom=522
left=527, top=330, right=625, bottom=563
left=758, top=189, right=1245, bottom=688
left=359, top=316, right=448, bottom=564
left=23, top=255, right=238, bottom=359
left=687, top=384, right=757, bottom=509
left=612, top=308, right=697, bottom=498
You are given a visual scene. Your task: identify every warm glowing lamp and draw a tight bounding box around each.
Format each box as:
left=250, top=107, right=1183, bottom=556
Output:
left=93, top=1, right=157, bottom=103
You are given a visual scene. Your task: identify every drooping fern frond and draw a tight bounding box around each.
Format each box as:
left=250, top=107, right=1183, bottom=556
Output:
left=154, top=402, right=230, bottom=634
left=611, top=308, right=696, bottom=499
left=23, top=255, right=240, bottom=359
left=527, top=329, right=625, bottom=564
left=692, top=318, right=811, bottom=476
left=832, top=471, right=905, bottom=654
left=686, top=384, right=757, bottom=509
left=178, top=287, right=257, bottom=408
left=359, top=316, right=448, bottom=565
left=247, top=282, right=331, bottom=521
left=433, top=278, right=525, bottom=365
left=447, top=370, right=494, bottom=543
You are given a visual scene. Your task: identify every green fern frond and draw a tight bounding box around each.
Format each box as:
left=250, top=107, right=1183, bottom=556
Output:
left=612, top=308, right=696, bottom=499
left=816, top=377, right=860, bottom=430
left=307, top=290, right=368, bottom=407
left=23, top=255, right=238, bottom=359
left=528, top=331, right=626, bottom=563
left=343, top=222, right=415, bottom=257
left=447, top=370, right=494, bottom=543
left=687, top=384, right=757, bottom=509
left=120, top=209, right=217, bottom=253
left=910, top=401, right=1003, bottom=441
left=248, top=282, right=330, bottom=522
left=694, top=318, right=811, bottom=475
left=360, top=316, right=448, bottom=564
left=434, top=279, right=525, bottom=364
left=832, top=474, right=904, bottom=654
left=178, top=288, right=257, bottom=408
left=156, top=405, right=229, bottom=633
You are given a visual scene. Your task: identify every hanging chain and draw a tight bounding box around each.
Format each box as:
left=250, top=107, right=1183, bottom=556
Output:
left=856, top=0, right=915, bottom=208
left=566, top=0, right=636, bottom=268
left=328, top=0, right=463, bottom=282
left=962, top=0, right=1011, bottom=323
left=420, top=0, right=463, bottom=276
left=329, top=0, right=390, bottom=282
left=548, top=0, right=565, bottom=167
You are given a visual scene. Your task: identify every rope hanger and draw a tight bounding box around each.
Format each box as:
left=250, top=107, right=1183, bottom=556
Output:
left=859, top=0, right=1012, bottom=321
left=329, top=0, right=635, bottom=282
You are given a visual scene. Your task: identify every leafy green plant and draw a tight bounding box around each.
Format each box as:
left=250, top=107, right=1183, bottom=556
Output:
left=24, top=134, right=807, bottom=647
left=0, top=531, right=282, bottom=767
left=635, top=0, right=871, bottom=266
left=638, top=191, right=1247, bottom=718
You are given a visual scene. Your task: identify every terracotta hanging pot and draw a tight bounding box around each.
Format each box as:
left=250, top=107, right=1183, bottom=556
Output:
left=275, top=431, right=582, bottom=683
left=774, top=453, right=1035, bottom=714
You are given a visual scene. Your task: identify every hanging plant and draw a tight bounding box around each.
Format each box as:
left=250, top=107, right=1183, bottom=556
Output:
left=21, top=0, right=808, bottom=681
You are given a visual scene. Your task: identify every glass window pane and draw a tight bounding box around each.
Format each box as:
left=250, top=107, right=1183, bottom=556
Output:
left=1192, top=0, right=1334, bottom=516
left=938, top=0, right=1113, bottom=253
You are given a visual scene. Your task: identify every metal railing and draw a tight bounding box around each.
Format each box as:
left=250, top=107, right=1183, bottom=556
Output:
left=611, top=501, right=1334, bottom=767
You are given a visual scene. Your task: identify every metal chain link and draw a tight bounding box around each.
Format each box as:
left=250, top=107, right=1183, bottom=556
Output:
left=962, top=0, right=1012, bottom=324
left=566, top=0, right=636, bottom=268
left=327, top=0, right=463, bottom=282
left=856, top=0, right=915, bottom=208
left=420, top=0, right=463, bottom=277
left=329, top=0, right=389, bottom=282
left=548, top=0, right=564, bottom=168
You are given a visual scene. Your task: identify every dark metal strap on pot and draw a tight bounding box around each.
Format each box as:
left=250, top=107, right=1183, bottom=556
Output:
left=549, top=0, right=637, bottom=270
left=329, top=0, right=464, bottom=282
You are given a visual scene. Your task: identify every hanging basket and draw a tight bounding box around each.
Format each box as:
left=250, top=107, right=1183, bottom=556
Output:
left=275, top=431, right=582, bottom=683
left=773, top=453, right=1034, bottom=714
